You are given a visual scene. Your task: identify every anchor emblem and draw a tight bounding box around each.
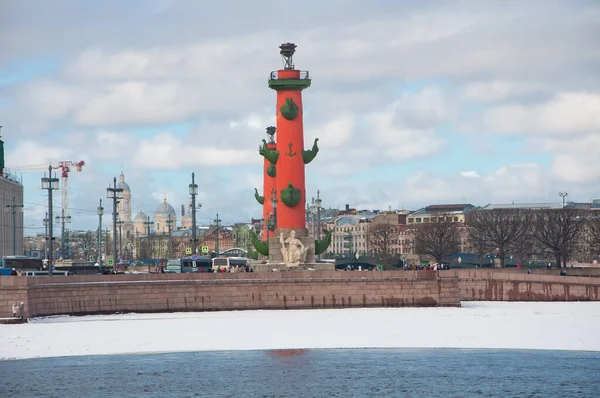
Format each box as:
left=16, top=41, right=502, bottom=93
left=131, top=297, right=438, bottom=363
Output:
left=285, top=142, right=297, bottom=157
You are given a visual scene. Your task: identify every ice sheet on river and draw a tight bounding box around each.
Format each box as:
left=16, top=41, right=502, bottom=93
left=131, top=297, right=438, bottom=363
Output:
left=1, top=302, right=599, bottom=359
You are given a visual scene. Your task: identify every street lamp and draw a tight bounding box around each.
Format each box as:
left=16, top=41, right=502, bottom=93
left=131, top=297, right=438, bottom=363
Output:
left=143, top=217, right=154, bottom=273
left=166, top=213, right=174, bottom=260
left=559, top=192, right=568, bottom=208
left=189, top=172, right=199, bottom=256
left=4, top=195, right=24, bottom=255
left=43, top=213, right=49, bottom=261
left=214, top=214, right=222, bottom=255
left=55, top=211, right=71, bottom=259
left=314, top=190, right=322, bottom=240
left=116, top=219, right=125, bottom=263
left=314, top=190, right=322, bottom=260
left=41, top=166, right=59, bottom=276
left=270, top=189, right=277, bottom=232
left=107, top=177, right=123, bottom=272
left=97, top=199, right=104, bottom=273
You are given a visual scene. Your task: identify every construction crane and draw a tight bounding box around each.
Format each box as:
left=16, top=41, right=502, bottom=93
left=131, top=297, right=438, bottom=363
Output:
left=7, top=160, right=85, bottom=218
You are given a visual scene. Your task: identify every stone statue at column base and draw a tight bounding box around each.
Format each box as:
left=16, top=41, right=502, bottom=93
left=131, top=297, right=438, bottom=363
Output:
left=279, top=230, right=308, bottom=267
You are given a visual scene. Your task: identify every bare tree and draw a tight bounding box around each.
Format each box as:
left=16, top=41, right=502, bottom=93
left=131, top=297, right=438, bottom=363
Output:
left=81, top=231, right=94, bottom=261
left=585, top=217, right=600, bottom=259
left=508, top=230, right=540, bottom=266
left=465, top=209, right=531, bottom=267
left=470, top=239, right=491, bottom=268
left=532, top=208, right=587, bottom=268
left=413, top=215, right=460, bottom=264
left=367, top=223, right=398, bottom=266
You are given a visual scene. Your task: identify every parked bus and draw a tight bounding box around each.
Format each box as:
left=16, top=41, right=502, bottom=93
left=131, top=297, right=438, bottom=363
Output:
left=180, top=256, right=211, bottom=273
left=211, top=257, right=230, bottom=271
left=229, top=257, right=248, bottom=268
left=23, top=270, right=72, bottom=276
left=1, top=256, right=43, bottom=271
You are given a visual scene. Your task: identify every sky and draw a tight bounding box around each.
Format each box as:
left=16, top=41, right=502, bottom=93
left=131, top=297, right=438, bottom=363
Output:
left=1, top=0, right=599, bottom=234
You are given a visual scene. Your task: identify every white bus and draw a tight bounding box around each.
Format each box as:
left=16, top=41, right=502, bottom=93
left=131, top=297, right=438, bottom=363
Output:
left=211, top=257, right=230, bottom=271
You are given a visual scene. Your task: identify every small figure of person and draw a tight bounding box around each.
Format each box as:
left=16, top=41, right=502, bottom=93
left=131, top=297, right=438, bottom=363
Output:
left=10, top=268, right=17, bottom=276
left=12, top=301, right=18, bottom=317
left=527, top=268, right=532, bottom=274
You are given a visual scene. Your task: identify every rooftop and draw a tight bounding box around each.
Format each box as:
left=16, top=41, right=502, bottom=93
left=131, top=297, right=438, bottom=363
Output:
left=480, top=202, right=564, bottom=210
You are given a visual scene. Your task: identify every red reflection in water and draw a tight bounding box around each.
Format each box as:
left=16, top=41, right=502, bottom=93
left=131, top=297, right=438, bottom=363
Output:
left=266, top=349, right=310, bottom=365
left=268, top=349, right=307, bottom=357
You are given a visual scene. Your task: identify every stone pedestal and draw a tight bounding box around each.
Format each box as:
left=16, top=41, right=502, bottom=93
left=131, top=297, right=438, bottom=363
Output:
left=269, top=228, right=315, bottom=267
left=252, top=261, right=334, bottom=273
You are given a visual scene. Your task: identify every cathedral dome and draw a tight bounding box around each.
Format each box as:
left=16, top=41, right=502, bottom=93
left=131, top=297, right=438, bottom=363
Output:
left=154, top=198, right=176, bottom=219
left=134, top=210, right=147, bottom=222
left=118, top=171, right=131, bottom=191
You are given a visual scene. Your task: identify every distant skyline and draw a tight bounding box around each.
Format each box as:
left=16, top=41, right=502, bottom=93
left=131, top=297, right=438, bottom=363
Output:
left=1, top=0, right=599, bottom=234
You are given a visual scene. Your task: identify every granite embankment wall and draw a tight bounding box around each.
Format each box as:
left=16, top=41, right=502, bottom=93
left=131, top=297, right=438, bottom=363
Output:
left=2, top=270, right=599, bottom=318
left=0, top=270, right=460, bottom=318
left=457, top=269, right=600, bottom=301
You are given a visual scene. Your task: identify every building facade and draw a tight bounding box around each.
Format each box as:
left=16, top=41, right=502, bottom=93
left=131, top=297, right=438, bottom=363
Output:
left=324, top=211, right=415, bottom=259
left=0, top=172, right=24, bottom=257
left=407, top=204, right=475, bottom=225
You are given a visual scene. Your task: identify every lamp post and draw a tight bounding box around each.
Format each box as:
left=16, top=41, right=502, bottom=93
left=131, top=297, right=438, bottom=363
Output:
left=189, top=173, right=198, bottom=255
left=43, top=213, right=49, bottom=261
left=116, top=219, right=124, bottom=263
left=309, top=198, right=316, bottom=237
left=559, top=191, right=568, bottom=208
left=214, top=213, right=221, bottom=255
left=55, top=210, right=71, bottom=259
left=315, top=190, right=322, bottom=260
left=106, top=177, right=123, bottom=272
left=97, top=199, right=103, bottom=273
left=4, top=195, right=24, bottom=255
left=166, top=214, right=174, bottom=260
left=41, top=166, right=59, bottom=276
left=144, top=217, right=154, bottom=273
left=270, top=189, right=277, bottom=232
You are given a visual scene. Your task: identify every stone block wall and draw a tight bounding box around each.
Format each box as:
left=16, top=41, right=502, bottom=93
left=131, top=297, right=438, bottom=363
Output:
left=5, top=269, right=598, bottom=319
left=0, top=270, right=459, bottom=318
left=457, top=269, right=600, bottom=301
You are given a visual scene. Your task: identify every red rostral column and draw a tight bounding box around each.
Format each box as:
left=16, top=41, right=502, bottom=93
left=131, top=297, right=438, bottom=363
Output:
left=268, top=43, right=314, bottom=230
left=262, top=126, right=277, bottom=239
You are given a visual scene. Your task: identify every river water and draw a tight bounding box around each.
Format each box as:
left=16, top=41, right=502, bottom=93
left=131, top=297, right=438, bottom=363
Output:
left=1, top=348, right=599, bottom=397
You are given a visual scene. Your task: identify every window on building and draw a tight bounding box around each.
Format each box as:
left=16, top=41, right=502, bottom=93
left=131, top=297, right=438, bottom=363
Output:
left=408, top=218, right=414, bottom=223
left=416, top=218, right=422, bottom=223
left=454, top=216, right=459, bottom=222
left=423, top=217, right=429, bottom=222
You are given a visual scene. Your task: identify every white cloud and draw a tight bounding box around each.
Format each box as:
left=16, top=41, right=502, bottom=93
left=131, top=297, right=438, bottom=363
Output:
left=5, top=140, right=73, bottom=168
left=303, top=89, right=448, bottom=177
left=460, top=170, right=480, bottom=178
left=132, top=132, right=260, bottom=169
left=463, top=92, right=600, bottom=135
left=306, top=114, right=354, bottom=149
left=73, top=81, right=202, bottom=126
left=541, top=133, right=600, bottom=183
left=368, top=98, right=446, bottom=160
left=364, top=163, right=550, bottom=209
left=461, top=81, right=541, bottom=103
